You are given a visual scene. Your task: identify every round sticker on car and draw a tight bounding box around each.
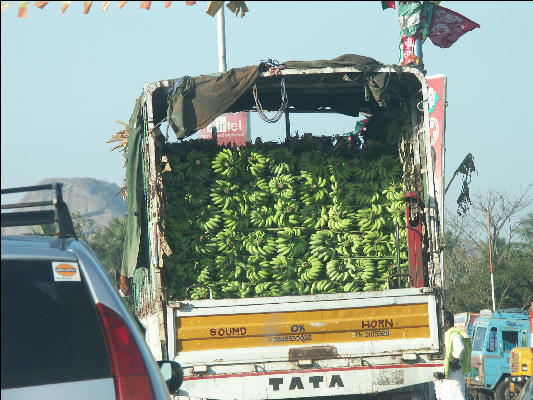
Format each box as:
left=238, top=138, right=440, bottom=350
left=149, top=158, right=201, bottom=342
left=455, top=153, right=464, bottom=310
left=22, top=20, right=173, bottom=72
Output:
left=52, top=262, right=81, bottom=282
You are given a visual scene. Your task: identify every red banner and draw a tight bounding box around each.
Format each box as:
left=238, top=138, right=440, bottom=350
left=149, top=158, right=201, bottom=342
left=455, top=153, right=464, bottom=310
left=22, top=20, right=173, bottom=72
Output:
left=427, top=75, right=446, bottom=229
left=198, top=112, right=249, bottom=147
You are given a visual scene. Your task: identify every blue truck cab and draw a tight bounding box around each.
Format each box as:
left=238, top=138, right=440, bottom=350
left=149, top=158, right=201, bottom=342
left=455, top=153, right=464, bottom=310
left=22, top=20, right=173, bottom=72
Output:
left=467, top=309, right=531, bottom=400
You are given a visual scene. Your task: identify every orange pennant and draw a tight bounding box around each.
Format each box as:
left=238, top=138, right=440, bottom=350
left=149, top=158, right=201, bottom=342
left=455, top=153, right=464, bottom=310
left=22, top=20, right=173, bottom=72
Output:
left=60, top=1, right=71, bottom=14
left=18, top=2, right=30, bottom=18
left=102, top=1, right=110, bottom=12
left=83, top=1, right=92, bottom=14
left=118, top=1, right=127, bottom=9
left=2, top=3, right=12, bottom=13
left=140, top=1, right=151, bottom=10
left=186, top=1, right=196, bottom=4
left=34, top=1, right=49, bottom=8
left=164, top=1, right=171, bottom=7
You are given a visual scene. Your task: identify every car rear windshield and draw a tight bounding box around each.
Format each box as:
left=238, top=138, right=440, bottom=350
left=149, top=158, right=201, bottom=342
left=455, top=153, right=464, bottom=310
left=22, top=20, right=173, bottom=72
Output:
left=1, top=259, right=112, bottom=389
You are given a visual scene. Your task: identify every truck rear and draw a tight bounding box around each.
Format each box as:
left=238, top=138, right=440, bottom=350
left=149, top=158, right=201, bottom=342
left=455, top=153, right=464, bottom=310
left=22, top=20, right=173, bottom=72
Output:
left=121, top=55, right=446, bottom=399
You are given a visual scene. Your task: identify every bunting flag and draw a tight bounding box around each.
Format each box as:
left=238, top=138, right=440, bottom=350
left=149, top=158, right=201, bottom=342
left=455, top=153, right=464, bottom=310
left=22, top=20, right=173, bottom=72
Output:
left=206, top=0, right=223, bottom=17
left=1, top=0, right=248, bottom=17
left=428, top=5, right=480, bottom=48
left=60, top=1, right=71, bottom=15
left=381, top=1, right=395, bottom=10
left=83, top=1, right=92, bottom=14
left=139, top=1, right=151, bottom=10
left=226, top=1, right=248, bottom=17
left=18, top=1, right=29, bottom=18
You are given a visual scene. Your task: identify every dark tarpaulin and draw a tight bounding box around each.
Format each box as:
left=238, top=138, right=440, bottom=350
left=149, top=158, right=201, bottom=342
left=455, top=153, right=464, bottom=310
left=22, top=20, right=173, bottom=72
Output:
left=167, top=54, right=386, bottom=141
left=168, top=65, right=261, bottom=140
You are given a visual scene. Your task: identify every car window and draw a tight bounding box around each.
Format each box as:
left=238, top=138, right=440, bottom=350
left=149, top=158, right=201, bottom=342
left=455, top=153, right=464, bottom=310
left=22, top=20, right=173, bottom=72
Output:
left=472, top=326, right=487, bottom=351
left=488, top=327, right=498, bottom=352
left=1, top=259, right=112, bottom=389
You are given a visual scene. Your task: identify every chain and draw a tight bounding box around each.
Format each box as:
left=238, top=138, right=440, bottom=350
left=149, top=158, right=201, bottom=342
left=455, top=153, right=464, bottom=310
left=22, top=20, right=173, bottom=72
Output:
left=253, top=78, right=288, bottom=123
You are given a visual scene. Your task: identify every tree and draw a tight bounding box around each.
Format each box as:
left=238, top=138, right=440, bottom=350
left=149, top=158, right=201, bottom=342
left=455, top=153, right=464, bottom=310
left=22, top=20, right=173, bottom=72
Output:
left=88, top=217, right=126, bottom=285
left=443, top=185, right=533, bottom=313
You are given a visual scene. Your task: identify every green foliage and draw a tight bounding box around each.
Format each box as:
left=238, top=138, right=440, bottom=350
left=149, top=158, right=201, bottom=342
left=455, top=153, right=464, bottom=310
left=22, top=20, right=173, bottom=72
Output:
left=443, top=187, right=533, bottom=313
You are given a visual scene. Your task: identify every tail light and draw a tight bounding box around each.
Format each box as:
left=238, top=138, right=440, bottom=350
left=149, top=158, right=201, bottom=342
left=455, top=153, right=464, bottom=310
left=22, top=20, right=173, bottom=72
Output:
left=96, top=303, right=154, bottom=400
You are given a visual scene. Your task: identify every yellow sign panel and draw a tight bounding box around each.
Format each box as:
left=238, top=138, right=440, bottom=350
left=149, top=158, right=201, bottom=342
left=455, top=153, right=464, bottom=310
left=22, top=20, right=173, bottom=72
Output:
left=177, top=303, right=430, bottom=352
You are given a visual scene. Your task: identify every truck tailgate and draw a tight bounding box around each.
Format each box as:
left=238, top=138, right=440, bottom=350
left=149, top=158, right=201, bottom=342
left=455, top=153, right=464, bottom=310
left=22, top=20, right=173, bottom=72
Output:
left=169, top=287, right=439, bottom=366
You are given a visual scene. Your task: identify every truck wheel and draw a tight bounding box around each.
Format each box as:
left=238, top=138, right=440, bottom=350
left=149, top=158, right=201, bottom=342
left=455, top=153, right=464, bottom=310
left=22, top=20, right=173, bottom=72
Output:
left=494, top=380, right=522, bottom=400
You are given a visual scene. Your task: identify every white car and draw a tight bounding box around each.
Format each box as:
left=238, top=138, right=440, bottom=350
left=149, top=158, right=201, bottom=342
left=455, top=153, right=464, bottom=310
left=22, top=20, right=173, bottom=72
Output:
left=1, top=184, right=183, bottom=400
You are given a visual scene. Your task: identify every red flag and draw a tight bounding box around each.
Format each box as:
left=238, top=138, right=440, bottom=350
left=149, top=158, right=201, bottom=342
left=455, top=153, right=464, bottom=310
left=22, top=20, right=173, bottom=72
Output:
left=381, top=1, right=395, bottom=10
left=140, top=1, right=151, bottom=10
left=83, top=1, right=92, bottom=14
left=164, top=1, right=172, bottom=8
left=60, top=1, right=71, bottom=14
left=428, top=5, right=480, bottom=48
left=34, top=1, right=49, bottom=9
left=18, top=2, right=30, bottom=18
left=186, top=1, right=196, bottom=4
left=118, top=1, right=128, bottom=9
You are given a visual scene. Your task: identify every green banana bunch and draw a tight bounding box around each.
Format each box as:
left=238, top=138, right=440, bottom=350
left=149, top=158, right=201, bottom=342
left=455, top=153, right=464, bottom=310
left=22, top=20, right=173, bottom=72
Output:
left=221, top=208, right=250, bottom=231
left=275, top=227, right=307, bottom=258
left=297, top=255, right=323, bottom=283
left=309, top=230, right=337, bottom=261
left=273, top=199, right=300, bottom=227
left=336, top=233, right=362, bottom=257
left=329, top=181, right=357, bottom=205
left=250, top=206, right=275, bottom=228
left=358, top=258, right=376, bottom=281
left=326, top=260, right=351, bottom=283
left=327, top=155, right=352, bottom=182
left=185, top=150, right=212, bottom=180
left=270, top=255, right=298, bottom=281
left=246, top=150, right=270, bottom=177
left=268, top=174, right=296, bottom=200
left=328, top=204, right=355, bottom=231
left=245, top=179, right=271, bottom=206
left=299, top=173, right=329, bottom=205
left=244, top=231, right=277, bottom=257
left=254, top=281, right=274, bottom=297
left=362, top=231, right=390, bottom=257
left=194, top=233, right=217, bottom=256
left=268, top=147, right=297, bottom=176
left=353, top=182, right=381, bottom=206
left=311, top=280, right=337, bottom=294
left=210, top=179, right=241, bottom=210
left=375, top=154, right=402, bottom=182
left=214, top=229, right=245, bottom=254
left=299, top=150, right=329, bottom=177
left=301, top=205, right=328, bottom=229
left=212, top=148, right=245, bottom=179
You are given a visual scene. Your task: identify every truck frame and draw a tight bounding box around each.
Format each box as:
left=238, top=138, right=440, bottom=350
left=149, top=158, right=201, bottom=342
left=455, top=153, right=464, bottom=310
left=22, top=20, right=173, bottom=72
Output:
left=123, top=56, right=447, bottom=399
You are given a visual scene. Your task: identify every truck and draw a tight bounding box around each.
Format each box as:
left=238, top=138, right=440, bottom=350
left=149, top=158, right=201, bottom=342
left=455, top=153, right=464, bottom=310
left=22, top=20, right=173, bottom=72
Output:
left=454, top=312, right=480, bottom=337
left=508, top=304, right=533, bottom=396
left=467, top=308, right=531, bottom=400
left=119, top=54, right=447, bottom=399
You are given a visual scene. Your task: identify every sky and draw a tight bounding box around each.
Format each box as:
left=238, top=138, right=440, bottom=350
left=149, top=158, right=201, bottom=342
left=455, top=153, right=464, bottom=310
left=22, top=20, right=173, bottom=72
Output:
left=2, top=1, right=532, bottom=216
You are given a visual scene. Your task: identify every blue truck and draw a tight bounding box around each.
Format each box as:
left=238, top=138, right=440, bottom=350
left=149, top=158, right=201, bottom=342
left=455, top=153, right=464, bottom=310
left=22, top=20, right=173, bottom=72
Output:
left=467, top=308, right=531, bottom=400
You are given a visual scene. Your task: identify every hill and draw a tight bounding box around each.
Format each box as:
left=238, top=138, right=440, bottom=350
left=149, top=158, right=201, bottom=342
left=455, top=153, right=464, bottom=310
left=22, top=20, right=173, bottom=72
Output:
left=2, top=178, right=126, bottom=235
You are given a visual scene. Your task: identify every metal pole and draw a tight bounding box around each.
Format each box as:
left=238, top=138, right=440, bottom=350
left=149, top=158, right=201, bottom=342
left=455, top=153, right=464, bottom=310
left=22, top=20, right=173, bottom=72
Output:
left=217, top=6, right=227, bottom=73
left=487, top=206, right=496, bottom=311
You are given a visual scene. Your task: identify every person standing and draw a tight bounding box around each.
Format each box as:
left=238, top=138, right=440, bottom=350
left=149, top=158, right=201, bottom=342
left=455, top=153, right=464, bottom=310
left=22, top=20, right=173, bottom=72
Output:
left=434, top=310, right=472, bottom=400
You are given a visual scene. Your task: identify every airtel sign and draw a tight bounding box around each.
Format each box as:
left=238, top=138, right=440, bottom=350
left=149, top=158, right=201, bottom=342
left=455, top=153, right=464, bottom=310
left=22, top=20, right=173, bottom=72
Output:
left=199, top=112, right=249, bottom=147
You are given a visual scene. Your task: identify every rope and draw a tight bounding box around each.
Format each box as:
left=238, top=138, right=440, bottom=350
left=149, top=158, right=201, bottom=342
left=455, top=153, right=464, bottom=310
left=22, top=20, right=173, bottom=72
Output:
left=253, top=78, right=288, bottom=123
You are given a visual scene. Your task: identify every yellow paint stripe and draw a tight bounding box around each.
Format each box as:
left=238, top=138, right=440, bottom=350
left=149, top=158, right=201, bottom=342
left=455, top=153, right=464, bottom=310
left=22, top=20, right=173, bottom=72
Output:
left=177, top=303, right=430, bottom=352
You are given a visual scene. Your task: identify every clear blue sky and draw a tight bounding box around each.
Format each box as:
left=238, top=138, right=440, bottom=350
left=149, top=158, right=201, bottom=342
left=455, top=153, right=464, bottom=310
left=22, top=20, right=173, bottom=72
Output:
left=2, top=1, right=532, bottom=213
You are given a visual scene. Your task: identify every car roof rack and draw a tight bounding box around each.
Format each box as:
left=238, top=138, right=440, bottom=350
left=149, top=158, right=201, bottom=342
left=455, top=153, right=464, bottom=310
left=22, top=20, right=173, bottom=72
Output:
left=1, top=183, right=76, bottom=238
